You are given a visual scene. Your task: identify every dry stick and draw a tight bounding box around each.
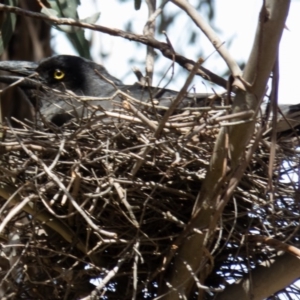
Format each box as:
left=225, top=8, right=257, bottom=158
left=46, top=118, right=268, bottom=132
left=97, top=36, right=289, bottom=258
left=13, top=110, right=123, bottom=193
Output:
left=2, top=243, right=102, bottom=267
left=154, top=261, right=222, bottom=300
left=268, top=57, right=279, bottom=201
left=144, top=0, right=157, bottom=85
left=171, top=0, right=242, bottom=88
left=250, top=235, right=300, bottom=258
left=43, top=80, right=225, bottom=113
left=0, top=239, right=31, bottom=288
left=146, top=0, right=169, bottom=29
left=0, top=182, right=89, bottom=257
left=10, top=125, right=117, bottom=239
left=94, top=67, right=220, bottom=118
left=0, top=73, right=38, bottom=94
left=0, top=131, right=116, bottom=266
left=81, top=258, right=125, bottom=300
left=132, top=241, right=141, bottom=300
left=125, top=101, right=176, bottom=156
left=124, top=101, right=157, bottom=131
left=110, top=178, right=139, bottom=227
left=130, top=57, right=203, bottom=177
left=0, top=3, right=227, bottom=89
left=0, top=184, right=34, bottom=233
left=156, top=57, right=205, bottom=137
left=210, top=125, right=265, bottom=241
left=217, top=197, right=237, bottom=257
left=48, top=136, right=66, bottom=171
left=160, top=1, right=291, bottom=298
left=38, top=157, right=116, bottom=237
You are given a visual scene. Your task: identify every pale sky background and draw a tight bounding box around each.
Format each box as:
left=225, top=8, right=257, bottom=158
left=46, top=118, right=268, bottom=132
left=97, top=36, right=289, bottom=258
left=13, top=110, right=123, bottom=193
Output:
left=53, top=0, right=300, bottom=104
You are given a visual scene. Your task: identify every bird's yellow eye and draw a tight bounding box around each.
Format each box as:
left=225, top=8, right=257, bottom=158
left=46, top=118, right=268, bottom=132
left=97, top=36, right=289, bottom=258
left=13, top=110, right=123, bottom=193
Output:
left=53, top=69, right=65, bottom=80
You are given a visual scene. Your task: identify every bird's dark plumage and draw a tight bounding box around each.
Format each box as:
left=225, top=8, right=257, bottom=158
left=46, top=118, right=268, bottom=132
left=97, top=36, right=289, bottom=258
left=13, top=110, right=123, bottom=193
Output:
left=1, top=55, right=300, bottom=134
left=0, top=55, right=215, bottom=126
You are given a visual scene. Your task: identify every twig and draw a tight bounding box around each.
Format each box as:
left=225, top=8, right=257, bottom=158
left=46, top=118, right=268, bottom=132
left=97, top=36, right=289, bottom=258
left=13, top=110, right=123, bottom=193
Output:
left=81, top=258, right=125, bottom=300
left=171, top=0, right=242, bottom=79
left=0, top=3, right=227, bottom=88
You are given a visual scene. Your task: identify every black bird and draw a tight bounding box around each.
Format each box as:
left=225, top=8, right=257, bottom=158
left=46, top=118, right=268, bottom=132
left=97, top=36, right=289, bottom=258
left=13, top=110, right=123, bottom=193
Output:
left=0, top=55, right=299, bottom=134
left=0, top=55, right=216, bottom=126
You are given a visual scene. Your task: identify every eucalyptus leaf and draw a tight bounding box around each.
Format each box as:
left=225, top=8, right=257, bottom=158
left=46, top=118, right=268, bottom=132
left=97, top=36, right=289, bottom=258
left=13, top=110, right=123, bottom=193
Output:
left=135, top=0, right=142, bottom=10
left=0, top=0, right=18, bottom=55
left=41, top=6, right=80, bottom=33
left=55, top=0, right=78, bottom=19
left=41, top=7, right=59, bottom=17
left=81, top=12, right=101, bottom=24
left=47, top=0, right=91, bottom=59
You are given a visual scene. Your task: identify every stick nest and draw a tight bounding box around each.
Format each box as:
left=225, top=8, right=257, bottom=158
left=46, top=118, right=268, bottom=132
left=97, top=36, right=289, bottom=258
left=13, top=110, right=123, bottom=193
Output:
left=0, top=96, right=299, bottom=299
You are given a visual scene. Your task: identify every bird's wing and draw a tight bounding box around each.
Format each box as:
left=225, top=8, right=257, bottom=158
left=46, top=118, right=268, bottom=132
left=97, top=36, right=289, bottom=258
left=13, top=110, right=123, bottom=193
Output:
left=0, top=57, right=300, bottom=134
left=117, top=83, right=219, bottom=110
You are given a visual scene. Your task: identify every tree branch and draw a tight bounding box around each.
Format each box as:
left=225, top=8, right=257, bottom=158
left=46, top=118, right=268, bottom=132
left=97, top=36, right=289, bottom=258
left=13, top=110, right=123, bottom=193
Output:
left=161, top=1, right=291, bottom=299
left=143, top=0, right=157, bottom=85
left=0, top=3, right=227, bottom=88
left=171, top=0, right=242, bottom=78
left=216, top=253, right=300, bottom=300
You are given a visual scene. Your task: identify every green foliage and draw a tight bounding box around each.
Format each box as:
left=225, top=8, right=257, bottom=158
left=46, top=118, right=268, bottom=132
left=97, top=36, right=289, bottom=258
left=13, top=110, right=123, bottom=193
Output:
left=42, top=0, right=100, bottom=59
left=0, top=0, right=18, bottom=55
left=134, top=0, right=142, bottom=10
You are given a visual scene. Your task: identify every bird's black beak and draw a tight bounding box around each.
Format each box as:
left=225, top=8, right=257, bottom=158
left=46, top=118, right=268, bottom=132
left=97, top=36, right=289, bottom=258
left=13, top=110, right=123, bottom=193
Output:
left=0, top=60, right=41, bottom=88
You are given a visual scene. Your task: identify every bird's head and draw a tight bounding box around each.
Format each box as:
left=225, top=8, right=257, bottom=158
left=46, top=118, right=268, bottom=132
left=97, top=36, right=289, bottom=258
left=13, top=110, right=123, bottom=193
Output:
left=36, top=55, right=122, bottom=95
left=0, top=55, right=120, bottom=125
left=36, top=55, right=88, bottom=93
left=0, top=55, right=123, bottom=96
left=0, top=55, right=125, bottom=126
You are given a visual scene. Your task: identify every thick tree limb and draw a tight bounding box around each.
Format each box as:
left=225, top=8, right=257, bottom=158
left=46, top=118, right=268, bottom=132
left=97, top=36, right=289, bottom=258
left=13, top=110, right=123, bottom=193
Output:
left=216, top=253, right=300, bottom=300
left=161, top=1, right=291, bottom=299
left=143, top=0, right=157, bottom=85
